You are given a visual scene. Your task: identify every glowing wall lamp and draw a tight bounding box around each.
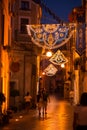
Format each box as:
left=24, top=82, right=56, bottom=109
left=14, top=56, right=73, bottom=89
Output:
left=61, top=64, right=65, bottom=68
left=46, top=50, right=52, bottom=57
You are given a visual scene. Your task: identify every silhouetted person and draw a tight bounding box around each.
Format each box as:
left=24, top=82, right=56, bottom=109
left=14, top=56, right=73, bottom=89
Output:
left=42, top=89, right=49, bottom=114
left=37, top=91, right=43, bottom=116
left=73, top=92, right=87, bottom=130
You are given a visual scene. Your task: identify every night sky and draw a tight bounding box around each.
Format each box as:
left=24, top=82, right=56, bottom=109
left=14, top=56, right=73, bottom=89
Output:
left=41, top=0, right=82, bottom=23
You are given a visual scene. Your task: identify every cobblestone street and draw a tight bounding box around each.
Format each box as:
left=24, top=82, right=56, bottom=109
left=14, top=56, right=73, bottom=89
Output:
left=0, top=96, right=74, bottom=130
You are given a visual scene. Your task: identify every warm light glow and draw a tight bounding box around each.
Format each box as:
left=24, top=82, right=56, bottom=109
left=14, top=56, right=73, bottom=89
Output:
left=46, top=51, right=52, bottom=57
left=15, top=118, right=19, bottom=121
left=42, top=72, right=45, bottom=75
left=73, top=8, right=77, bottom=13
left=19, top=116, right=23, bottom=118
left=61, top=64, right=65, bottom=68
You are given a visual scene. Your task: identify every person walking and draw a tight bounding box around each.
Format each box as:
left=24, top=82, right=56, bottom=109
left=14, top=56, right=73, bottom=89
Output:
left=42, top=89, right=49, bottom=115
left=24, top=92, right=32, bottom=113
left=73, top=92, right=87, bottom=130
left=37, top=91, right=43, bottom=116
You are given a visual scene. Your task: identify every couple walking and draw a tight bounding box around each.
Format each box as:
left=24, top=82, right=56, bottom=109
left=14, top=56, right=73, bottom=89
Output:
left=37, top=89, right=49, bottom=116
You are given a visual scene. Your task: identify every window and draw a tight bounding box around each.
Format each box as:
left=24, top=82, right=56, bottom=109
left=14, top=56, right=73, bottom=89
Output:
left=20, top=18, right=29, bottom=34
left=21, top=1, right=30, bottom=10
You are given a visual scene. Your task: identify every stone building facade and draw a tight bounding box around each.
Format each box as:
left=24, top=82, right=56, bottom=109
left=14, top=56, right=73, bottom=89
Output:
left=0, top=0, right=42, bottom=111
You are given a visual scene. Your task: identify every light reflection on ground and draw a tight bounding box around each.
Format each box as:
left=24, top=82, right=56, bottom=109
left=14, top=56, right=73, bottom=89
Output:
left=1, top=95, right=74, bottom=130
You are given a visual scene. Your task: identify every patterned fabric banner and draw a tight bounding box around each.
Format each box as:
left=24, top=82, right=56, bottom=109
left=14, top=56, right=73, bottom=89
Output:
left=76, top=24, right=85, bottom=55
left=27, top=24, right=74, bottom=49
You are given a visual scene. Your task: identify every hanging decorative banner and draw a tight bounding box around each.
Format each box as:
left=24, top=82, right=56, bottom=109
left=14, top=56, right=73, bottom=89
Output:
left=76, top=8, right=85, bottom=23
left=44, top=64, right=57, bottom=76
left=76, top=24, right=85, bottom=55
left=27, top=24, right=74, bottom=49
left=49, top=50, right=68, bottom=65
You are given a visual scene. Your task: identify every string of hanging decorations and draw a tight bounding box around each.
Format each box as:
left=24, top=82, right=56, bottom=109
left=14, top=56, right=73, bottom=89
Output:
left=27, top=23, right=74, bottom=50
left=27, top=1, right=75, bottom=76
left=33, top=0, right=64, bottom=24
left=31, top=1, right=75, bottom=50
left=31, top=1, right=85, bottom=77
left=26, top=23, right=75, bottom=76
left=40, top=1, right=64, bottom=24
